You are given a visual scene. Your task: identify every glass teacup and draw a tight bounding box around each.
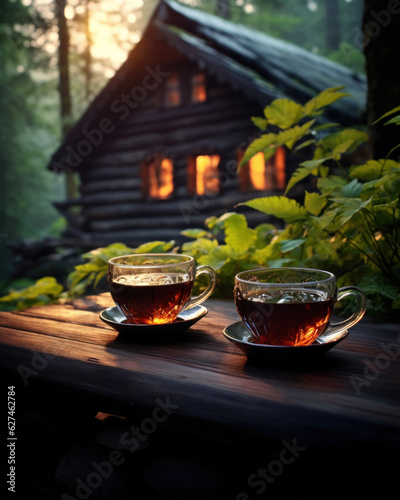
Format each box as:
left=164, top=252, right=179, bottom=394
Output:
left=108, top=253, right=216, bottom=324
left=234, top=267, right=367, bottom=346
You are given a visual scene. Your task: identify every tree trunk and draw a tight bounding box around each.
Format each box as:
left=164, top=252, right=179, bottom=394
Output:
left=55, top=0, right=77, bottom=198
left=326, top=0, right=340, bottom=50
left=363, top=0, right=400, bottom=159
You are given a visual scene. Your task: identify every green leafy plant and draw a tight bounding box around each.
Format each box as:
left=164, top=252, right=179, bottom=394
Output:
left=182, top=88, right=400, bottom=319
left=1, top=88, right=399, bottom=320
left=0, top=277, right=63, bottom=311
left=0, top=241, right=175, bottom=310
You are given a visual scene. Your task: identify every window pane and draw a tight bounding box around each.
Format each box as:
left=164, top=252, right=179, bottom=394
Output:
left=191, top=73, right=207, bottom=102
left=249, top=152, right=267, bottom=190
left=164, top=73, right=181, bottom=107
left=146, top=157, right=174, bottom=199
left=274, top=147, right=286, bottom=189
left=196, top=155, right=219, bottom=195
left=239, top=147, right=286, bottom=191
left=158, top=158, right=174, bottom=199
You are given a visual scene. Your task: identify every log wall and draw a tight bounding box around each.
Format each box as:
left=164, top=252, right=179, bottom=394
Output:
left=63, top=71, right=287, bottom=246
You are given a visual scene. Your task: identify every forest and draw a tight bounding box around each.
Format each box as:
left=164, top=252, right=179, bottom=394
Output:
left=1, top=0, right=399, bottom=317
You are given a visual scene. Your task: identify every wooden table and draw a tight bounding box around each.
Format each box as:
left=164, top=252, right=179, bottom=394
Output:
left=1, top=294, right=399, bottom=499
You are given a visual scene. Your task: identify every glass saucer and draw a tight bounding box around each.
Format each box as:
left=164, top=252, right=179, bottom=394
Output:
left=223, top=321, right=349, bottom=362
left=100, top=305, right=207, bottom=338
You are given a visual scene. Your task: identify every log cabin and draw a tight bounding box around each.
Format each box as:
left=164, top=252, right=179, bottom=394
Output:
left=49, top=0, right=367, bottom=246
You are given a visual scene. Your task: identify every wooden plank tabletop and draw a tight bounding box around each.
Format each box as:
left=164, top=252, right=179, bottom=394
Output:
left=0, top=293, right=399, bottom=449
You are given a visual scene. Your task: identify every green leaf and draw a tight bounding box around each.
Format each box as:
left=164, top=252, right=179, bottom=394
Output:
left=340, top=179, right=364, bottom=198
left=371, top=198, right=400, bottom=228
left=317, top=175, right=347, bottom=194
left=252, top=242, right=281, bottom=265
left=198, top=245, right=238, bottom=270
left=331, top=139, right=355, bottom=159
left=239, top=133, right=277, bottom=169
left=254, top=223, right=277, bottom=247
left=373, top=105, right=400, bottom=124
left=251, top=116, right=268, bottom=130
left=238, top=196, right=308, bottom=223
left=385, top=115, right=400, bottom=126
left=80, top=244, right=127, bottom=264
left=314, top=122, right=340, bottom=131
left=133, top=240, right=175, bottom=253
left=263, top=146, right=277, bottom=162
left=0, top=277, right=63, bottom=310
left=318, top=129, right=368, bottom=157
left=277, top=119, right=315, bottom=150
left=304, top=191, right=328, bottom=216
left=181, top=237, right=218, bottom=260
left=285, top=158, right=329, bottom=195
left=330, top=197, right=373, bottom=229
left=311, top=210, right=337, bottom=231
left=293, top=139, right=316, bottom=152
left=303, top=86, right=349, bottom=116
left=280, top=239, right=305, bottom=253
left=223, top=213, right=257, bottom=253
left=349, top=159, right=399, bottom=181
left=263, top=98, right=305, bottom=129
left=181, top=228, right=208, bottom=239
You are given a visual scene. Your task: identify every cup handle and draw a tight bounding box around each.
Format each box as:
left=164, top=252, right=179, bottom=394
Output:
left=320, top=286, right=367, bottom=342
left=185, top=265, right=216, bottom=310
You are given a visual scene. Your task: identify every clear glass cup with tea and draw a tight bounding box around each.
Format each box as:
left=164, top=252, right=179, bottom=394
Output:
left=108, top=253, right=216, bottom=324
left=234, top=267, right=367, bottom=346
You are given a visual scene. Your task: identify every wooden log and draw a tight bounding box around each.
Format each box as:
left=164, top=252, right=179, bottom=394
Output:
left=80, top=126, right=249, bottom=177
left=82, top=191, right=280, bottom=220
left=88, top=213, right=218, bottom=232
left=120, top=92, right=258, bottom=129
left=60, top=191, right=145, bottom=208
left=104, top=117, right=254, bottom=154
left=81, top=164, right=142, bottom=182
left=80, top=177, right=142, bottom=195
left=86, top=227, right=189, bottom=243
left=118, top=102, right=258, bottom=139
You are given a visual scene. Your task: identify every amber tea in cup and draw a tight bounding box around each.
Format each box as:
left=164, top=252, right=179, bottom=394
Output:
left=234, top=267, right=367, bottom=346
left=108, top=254, right=216, bottom=324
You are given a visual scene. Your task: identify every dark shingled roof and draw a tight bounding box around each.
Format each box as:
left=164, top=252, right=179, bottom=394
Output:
left=49, top=0, right=367, bottom=171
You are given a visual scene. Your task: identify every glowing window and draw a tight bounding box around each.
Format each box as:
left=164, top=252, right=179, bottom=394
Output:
left=163, top=73, right=181, bottom=107
left=188, top=155, right=220, bottom=195
left=191, top=72, right=207, bottom=102
left=239, top=147, right=286, bottom=191
left=142, top=157, right=174, bottom=199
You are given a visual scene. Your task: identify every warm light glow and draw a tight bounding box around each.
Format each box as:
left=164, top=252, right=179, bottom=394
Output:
left=274, top=147, right=286, bottom=189
left=149, top=158, right=174, bottom=199
left=127, top=13, right=137, bottom=23
left=90, top=17, right=131, bottom=68
left=241, top=147, right=286, bottom=191
left=69, top=0, right=145, bottom=72
left=249, top=152, right=267, bottom=191
left=196, top=155, right=220, bottom=195
left=244, top=4, right=254, bottom=14
left=192, top=73, right=207, bottom=102
left=64, top=5, right=75, bottom=20
left=164, top=74, right=181, bottom=107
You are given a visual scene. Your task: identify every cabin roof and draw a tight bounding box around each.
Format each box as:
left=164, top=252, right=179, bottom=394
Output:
left=49, top=0, right=367, bottom=172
